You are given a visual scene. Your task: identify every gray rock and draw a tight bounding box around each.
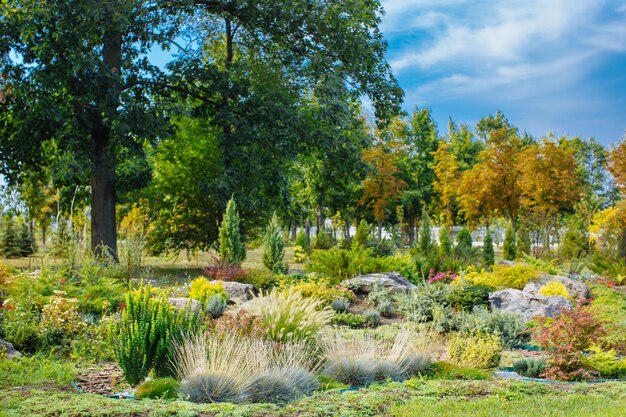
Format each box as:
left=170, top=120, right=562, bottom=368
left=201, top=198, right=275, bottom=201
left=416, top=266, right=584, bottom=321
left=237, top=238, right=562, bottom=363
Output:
left=0, top=339, right=21, bottom=359
left=498, top=260, right=516, bottom=267
left=341, top=272, right=417, bottom=295
left=210, top=280, right=255, bottom=302
left=489, top=289, right=573, bottom=322
left=168, top=297, right=201, bottom=311
left=523, top=273, right=589, bottom=299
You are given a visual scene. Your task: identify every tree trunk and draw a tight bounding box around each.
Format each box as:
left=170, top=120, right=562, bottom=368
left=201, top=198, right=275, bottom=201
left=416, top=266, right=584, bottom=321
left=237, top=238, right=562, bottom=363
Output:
left=377, top=220, right=383, bottom=243
left=91, top=126, right=118, bottom=259
left=305, top=218, right=311, bottom=246
left=91, top=27, right=121, bottom=260
left=290, top=219, right=297, bottom=241
left=407, top=216, right=416, bottom=245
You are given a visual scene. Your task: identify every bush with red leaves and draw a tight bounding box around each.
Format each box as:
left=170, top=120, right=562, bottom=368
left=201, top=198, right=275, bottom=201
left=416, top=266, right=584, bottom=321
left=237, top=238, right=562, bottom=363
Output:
left=202, top=257, right=247, bottom=282
left=534, top=301, right=606, bottom=381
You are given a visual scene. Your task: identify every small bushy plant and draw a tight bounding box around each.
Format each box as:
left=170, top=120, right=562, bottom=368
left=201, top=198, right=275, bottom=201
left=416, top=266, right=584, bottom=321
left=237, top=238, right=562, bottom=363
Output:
left=376, top=300, right=394, bottom=317
left=293, top=245, right=307, bottom=263
left=363, top=309, right=381, bottom=327
left=455, top=227, right=473, bottom=257
left=135, top=377, right=180, bottom=399
left=512, top=357, right=546, bottom=378
left=246, top=367, right=318, bottom=403
left=439, top=227, right=453, bottom=257
left=367, top=283, right=391, bottom=306
left=332, top=313, right=366, bottom=328
left=447, top=331, right=502, bottom=369
left=446, top=284, right=491, bottom=311
left=330, top=298, right=350, bottom=313
left=458, top=306, right=530, bottom=349
left=213, top=310, right=267, bottom=338
left=202, top=258, right=248, bottom=282
left=582, top=345, right=626, bottom=378
left=239, top=269, right=279, bottom=291
left=482, top=231, right=494, bottom=267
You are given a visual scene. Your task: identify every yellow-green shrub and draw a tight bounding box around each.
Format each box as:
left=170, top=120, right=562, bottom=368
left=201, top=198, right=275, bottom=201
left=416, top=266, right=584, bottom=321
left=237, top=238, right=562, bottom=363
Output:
left=280, top=278, right=354, bottom=304
left=293, top=245, right=307, bottom=263
left=463, top=265, right=537, bottom=289
left=447, top=331, right=503, bottom=369
left=188, top=278, right=228, bottom=303
left=582, top=345, right=626, bottom=378
left=539, top=281, right=571, bottom=300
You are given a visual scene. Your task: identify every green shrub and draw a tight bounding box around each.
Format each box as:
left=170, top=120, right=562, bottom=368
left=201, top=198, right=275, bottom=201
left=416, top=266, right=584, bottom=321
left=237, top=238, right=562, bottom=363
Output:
left=446, top=284, right=491, bottom=311
left=439, top=227, right=453, bottom=257
left=262, top=213, right=288, bottom=274
left=188, top=278, right=228, bottom=304
left=588, top=284, right=626, bottom=354
left=332, top=313, right=366, bottom=328
left=239, top=288, right=333, bottom=342
left=482, top=231, right=494, bottom=267
left=458, top=306, right=530, bottom=349
left=351, top=219, right=370, bottom=249
left=395, top=284, right=452, bottom=323
left=135, top=377, right=180, bottom=399
left=512, top=358, right=546, bottom=378
left=110, top=286, right=205, bottom=385
left=517, top=224, right=531, bottom=255
left=293, top=245, right=307, bottom=263
left=455, top=228, right=473, bottom=257
left=447, top=331, right=503, bottom=369
left=367, top=283, right=391, bottom=306
left=240, top=269, right=279, bottom=291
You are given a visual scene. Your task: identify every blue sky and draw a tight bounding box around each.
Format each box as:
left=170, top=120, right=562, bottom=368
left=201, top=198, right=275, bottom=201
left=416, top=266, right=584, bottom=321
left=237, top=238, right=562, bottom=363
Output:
left=381, top=0, right=626, bottom=145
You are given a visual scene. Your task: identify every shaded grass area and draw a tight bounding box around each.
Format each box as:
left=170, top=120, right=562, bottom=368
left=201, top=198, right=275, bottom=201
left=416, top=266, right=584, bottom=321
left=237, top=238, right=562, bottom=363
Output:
left=1, top=376, right=624, bottom=417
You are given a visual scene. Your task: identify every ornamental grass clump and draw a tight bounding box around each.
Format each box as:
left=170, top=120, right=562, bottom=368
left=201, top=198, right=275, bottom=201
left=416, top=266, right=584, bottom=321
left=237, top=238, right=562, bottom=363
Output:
left=173, top=333, right=318, bottom=404
left=321, top=329, right=434, bottom=386
left=512, top=357, right=546, bottom=378
left=238, top=288, right=333, bottom=343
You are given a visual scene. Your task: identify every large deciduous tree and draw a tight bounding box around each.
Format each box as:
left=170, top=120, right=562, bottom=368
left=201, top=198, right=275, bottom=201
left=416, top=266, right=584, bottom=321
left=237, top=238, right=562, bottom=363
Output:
left=0, top=0, right=402, bottom=259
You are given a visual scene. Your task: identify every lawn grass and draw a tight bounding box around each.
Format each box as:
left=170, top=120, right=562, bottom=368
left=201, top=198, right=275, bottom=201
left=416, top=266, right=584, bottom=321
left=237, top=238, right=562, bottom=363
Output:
left=1, top=375, right=624, bottom=417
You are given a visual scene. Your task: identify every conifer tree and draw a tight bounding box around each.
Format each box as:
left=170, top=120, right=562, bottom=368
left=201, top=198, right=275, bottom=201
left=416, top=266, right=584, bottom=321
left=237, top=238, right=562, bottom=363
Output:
left=517, top=223, right=532, bottom=255
left=263, top=213, right=288, bottom=274
left=19, top=221, right=35, bottom=257
left=455, top=227, right=473, bottom=257
left=1, top=217, right=21, bottom=258
left=218, top=198, right=246, bottom=266
left=439, top=226, right=453, bottom=257
left=483, top=230, right=495, bottom=267
left=503, top=224, right=517, bottom=260
left=352, top=219, right=370, bottom=250
left=418, top=209, right=436, bottom=256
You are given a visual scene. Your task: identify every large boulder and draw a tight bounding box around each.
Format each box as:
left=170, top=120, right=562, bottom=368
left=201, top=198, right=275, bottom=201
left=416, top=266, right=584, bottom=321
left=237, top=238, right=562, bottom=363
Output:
left=168, top=297, right=201, bottom=311
left=341, top=272, right=417, bottom=295
left=489, top=289, right=573, bottom=322
left=0, top=339, right=21, bottom=359
left=210, top=280, right=255, bottom=302
left=523, top=273, right=589, bottom=300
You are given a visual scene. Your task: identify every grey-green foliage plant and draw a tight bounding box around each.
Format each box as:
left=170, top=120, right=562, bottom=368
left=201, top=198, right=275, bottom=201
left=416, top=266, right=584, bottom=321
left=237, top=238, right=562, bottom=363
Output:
left=503, top=224, right=517, bottom=260
left=367, top=283, right=391, bottom=306
left=111, top=286, right=204, bottom=385
left=246, top=367, right=318, bottom=403
left=206, top=295, right=227, bottom=319
left=439, top=226, right=452, bottom=257
left=330, top=298, right=350, bottom=313
left=218, top=198, right=246, bottom=266
left=262, top=212, right=287, bottom=274
left=512, top=357, right=546, bottom=378
left=376, top=300, right=394, bottom=317
left=455, top=227, right=473, bottom=257
left=458, top=306, right=529, bottom=349
left=483, top=230, right=494, bottom=267
left=363, top=309, right=381, bottom=327
left=395, top=284, right=452, bottom=323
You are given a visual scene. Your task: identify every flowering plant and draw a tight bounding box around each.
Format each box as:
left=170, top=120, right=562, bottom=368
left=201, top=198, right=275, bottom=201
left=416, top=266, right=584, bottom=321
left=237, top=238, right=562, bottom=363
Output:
left=427, top=269, right=457, bottom=284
